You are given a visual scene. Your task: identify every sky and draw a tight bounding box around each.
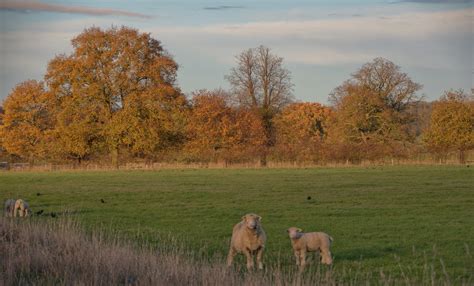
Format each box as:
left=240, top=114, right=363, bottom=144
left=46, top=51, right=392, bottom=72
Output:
left=0, top=0, right=472, bottom=104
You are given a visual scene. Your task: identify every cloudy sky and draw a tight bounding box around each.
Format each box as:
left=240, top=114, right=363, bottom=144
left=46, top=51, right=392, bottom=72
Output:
left=0, top=0, right=472, bottom=103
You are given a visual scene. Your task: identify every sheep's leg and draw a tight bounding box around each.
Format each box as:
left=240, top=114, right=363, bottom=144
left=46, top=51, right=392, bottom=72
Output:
left=244, top=249, right=254, bottom=270
left=226, top=247, right=237, bottom=267
left=294, top=250, right=301, bottom=266
left=256, top=247, right=264, bottom=270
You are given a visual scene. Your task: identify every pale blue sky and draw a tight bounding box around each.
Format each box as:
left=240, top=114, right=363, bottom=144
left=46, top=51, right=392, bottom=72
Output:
left=0, top=0, right=472, bottom=103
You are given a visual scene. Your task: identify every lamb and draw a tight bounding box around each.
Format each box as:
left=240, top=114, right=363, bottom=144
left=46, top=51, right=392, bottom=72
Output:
left=4, top=199, right=16, bottom=217
left=287, top=227, right=333, bottom=268
left=227, top=213, right=267, bottom=270
left=14, top=199, right=31, bottom=217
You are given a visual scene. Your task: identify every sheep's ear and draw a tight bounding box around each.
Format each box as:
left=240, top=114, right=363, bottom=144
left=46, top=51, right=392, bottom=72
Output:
left=297, top=228, right=303, bottom=232
left=241, top=215, right=246, bottom=221
left=257, top=216, right=262, bottom=221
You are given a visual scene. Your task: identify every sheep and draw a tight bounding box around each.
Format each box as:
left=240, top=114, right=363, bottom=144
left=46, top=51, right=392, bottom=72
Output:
left=14, top=199, right=31, bottom=217
left=4, top=199, right=16, bottom=217
left=227, top=213, right=267, bottom=270
left=287, top=227, right=333, bottom=268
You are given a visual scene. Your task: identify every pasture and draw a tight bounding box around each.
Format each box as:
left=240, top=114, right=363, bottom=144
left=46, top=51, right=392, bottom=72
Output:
left=1, top=166, right=473, bottom=282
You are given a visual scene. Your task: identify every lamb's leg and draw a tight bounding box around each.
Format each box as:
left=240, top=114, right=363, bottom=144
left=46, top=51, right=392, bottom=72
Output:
left=243, top=249, right=254, bottom=270
left=299, top=250, right=307, bottom=269
left=226, top=247, right=237, bottom=267
left=321, top=249, right=333, bottom=265
left=256, top=247, right=264, bottom=270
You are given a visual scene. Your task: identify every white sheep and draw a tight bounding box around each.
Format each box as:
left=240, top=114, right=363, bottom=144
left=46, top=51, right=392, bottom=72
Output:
left=287, top=227, right=333, bottom=268
left=4, top=199, right=16, bottom=217
left=227, top=213, right=267, bottom=270
left=14, top=199, right=31, bottom=217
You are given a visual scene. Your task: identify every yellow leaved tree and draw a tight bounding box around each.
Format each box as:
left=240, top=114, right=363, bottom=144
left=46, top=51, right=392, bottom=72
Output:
left=0, top=80, right=52, bottom=163
left=424, top=90, right=474, bottom=163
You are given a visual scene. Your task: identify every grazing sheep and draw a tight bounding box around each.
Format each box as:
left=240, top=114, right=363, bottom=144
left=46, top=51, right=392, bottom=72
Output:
left=227, top=213, right=267, bottom=270
left=4, top=199, right=15, bottom=217
left=14, top=199, right=31, bottom=217
left=287, top=227, right=333, bottom=268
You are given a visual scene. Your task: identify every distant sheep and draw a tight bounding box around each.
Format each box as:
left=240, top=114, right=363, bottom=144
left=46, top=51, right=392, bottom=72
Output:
left=287, top=227, right=333, bottom=268
left=227, top=213, right=267, bottom=270
left=4, top=199, right=15, bottom=217
left=14, top=199, right=31, bottom=217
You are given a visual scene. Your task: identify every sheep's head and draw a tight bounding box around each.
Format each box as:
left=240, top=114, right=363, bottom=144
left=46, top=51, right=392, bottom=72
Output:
left=242, top=213, right=262, bottom=230
left=287, top=227, right=303, bottom=239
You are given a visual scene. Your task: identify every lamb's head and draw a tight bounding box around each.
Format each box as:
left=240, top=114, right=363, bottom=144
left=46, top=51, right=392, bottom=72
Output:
left=287, top=227, right=303, bottom=239
left=242, top=213, right=262, bottom=230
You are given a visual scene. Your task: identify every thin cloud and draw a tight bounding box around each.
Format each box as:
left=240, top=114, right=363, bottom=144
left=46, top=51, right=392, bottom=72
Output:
left=203, top=5, right=244, bottom=11
left=395, top=0, right=471, bottom=3
left=0, top=0, right=151, bottom=18
left=151, top=8, right=472, bottom=67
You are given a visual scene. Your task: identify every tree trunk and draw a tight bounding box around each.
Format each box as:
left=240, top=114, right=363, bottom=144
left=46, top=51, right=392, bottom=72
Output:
left=111, top=146, right=119, bottom=169
left=260, top=110, right=274, bottom=168
left=459, top=149, right=466, bottom=164
left=28, top=155, right=34, bottom=170
left=260, top=151, right=267, bottom=167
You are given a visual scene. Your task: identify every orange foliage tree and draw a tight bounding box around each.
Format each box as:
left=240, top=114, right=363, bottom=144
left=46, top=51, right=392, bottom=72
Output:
left=0, top=80, right=52, bottom=163
left=273, top=102, right=333, bottom=162
left=424, top=90, right=474, bottom=163
left=329, top=58, right=422, bottom=162
left=44, top=26, right=186, bottom=166
left=0, top=106, right=5, bottom=160
left=184, top=90, right=264, bottom=164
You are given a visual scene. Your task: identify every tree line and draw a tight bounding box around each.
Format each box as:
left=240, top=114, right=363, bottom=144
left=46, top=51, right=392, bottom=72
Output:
left=0, top=26, right=472, bottom=167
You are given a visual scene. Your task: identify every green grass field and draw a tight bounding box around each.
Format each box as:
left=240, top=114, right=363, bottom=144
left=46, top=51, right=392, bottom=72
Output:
left=1, top=166, right=473, bottom=281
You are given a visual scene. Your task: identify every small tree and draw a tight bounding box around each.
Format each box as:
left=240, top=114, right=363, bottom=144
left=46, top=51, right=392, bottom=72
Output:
left=226, top=45, right=293, bottom=166
left=424, top=90, right=474, bottom=163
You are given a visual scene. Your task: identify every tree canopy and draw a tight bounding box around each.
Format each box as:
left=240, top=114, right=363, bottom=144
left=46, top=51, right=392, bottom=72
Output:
left=226, top=45, right=294, bottom=166
left=329, top=58, right=422, bottom=160
left=44, top=26, right=186, bottom=165
left=424, top=90, right=474, bottom=163
left=0, top=80, right=51, bottom=162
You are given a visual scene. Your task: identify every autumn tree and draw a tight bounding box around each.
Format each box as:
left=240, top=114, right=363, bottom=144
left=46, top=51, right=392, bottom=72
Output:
left=0, top=105, right=6, bottom=160
left=0, top=80, right=52, bottom=163
left=226, top=45, right=293, bottom=166
left=45, top=26, right=186, bottom=166
left=424, top=90, right=474, bottom=163
left=329, top=58, right=422, bottom=161
left=273, top=102, right=333, bottom=162
left=184, top=89, right=264, bottom=164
